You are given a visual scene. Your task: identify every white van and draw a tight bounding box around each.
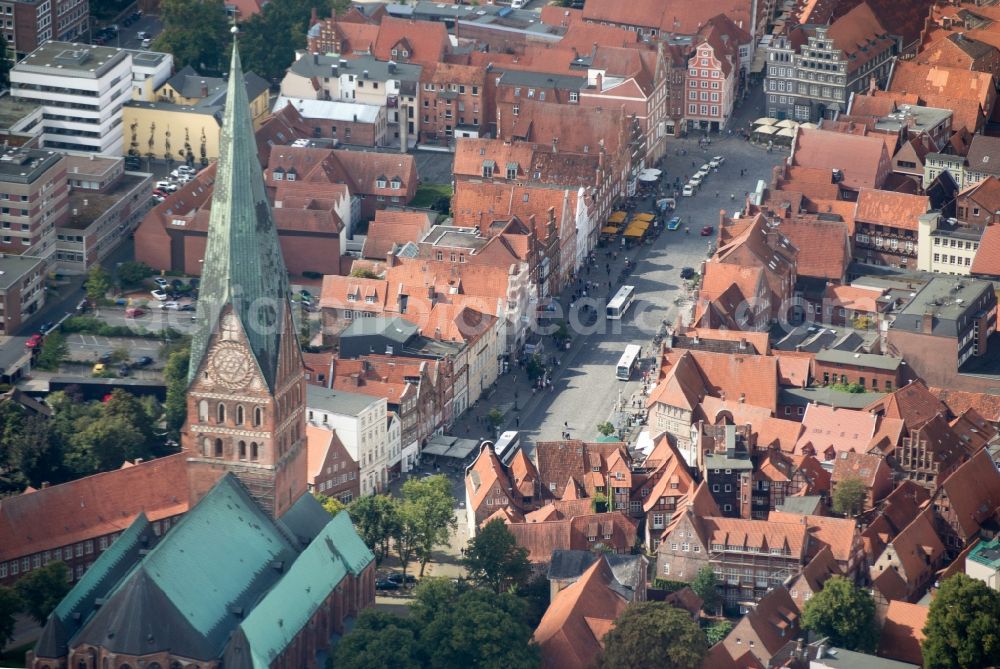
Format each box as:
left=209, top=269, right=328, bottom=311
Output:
left=511, top=0, right=525, bottom=7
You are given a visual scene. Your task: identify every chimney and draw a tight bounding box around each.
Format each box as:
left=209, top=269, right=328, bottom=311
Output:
left=40, top=481, right=49, bottom=489
left=386, top=251, right=397, bottom=267
left=427, top=285, right=435, bottom=301
left=363, top=69, right=369, bottom=79
left=388, top=60, right=397, bottom=74
left=739, top=337, right=747, bottom=351
left=552, top=137, right=558, bottom=153
left=922, top=312, right=934, bottom=334
left=200, top=80, right=208, bottom=98
left=312, top=53, right=319, bottom=65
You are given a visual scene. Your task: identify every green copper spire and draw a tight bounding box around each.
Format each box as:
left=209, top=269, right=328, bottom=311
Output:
left=188, top=34, right=293, bottom=389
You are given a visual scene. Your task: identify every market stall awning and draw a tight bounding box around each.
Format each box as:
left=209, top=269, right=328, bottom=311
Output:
left=754, top=125, right=779, bottom=135
left=775, top=119, right=799, bottom=128
left=608, top=211, right=627, bottom=223
left=776, top=127, right=797, bottom=137
left=637, top=173, right=658, bottom=182
left=631, top=213, right=655, bottom=222
left=753, top=117, right=778, bottom=126
left=601, top=226, right=621, bottom=234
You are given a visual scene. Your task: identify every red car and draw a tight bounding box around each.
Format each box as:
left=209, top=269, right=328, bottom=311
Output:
left=25, top=333, right=43, bottom=348
left=700, top=225, right=714, bottom=236
left=152, top=188, right=169, bottom=198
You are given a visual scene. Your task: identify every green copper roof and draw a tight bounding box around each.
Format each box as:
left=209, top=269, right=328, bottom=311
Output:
left=239, top=510, right=375, bottom=668
left=141, top=475, right=299, bottom=643
left=188, top=38, right=294, bottom=389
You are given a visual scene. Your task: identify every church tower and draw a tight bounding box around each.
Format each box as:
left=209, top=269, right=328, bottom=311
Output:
left=181, top=34, right=308, bottom=518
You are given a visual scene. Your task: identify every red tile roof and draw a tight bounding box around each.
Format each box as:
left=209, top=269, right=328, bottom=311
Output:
left=878, top=600, right=928, bottom=666
left=792, top=128, right=889, bottom=191
left=362, top=210, right=433, bottom=260
left=775, top=214, right=851, bottom=281
left=864, top=379, right=949, bottom=431
left=931, top=386, right=1000, bottom=423
left=937, top=448, right=1000, bottom=541
left=971, top=224, right=1000, bottom=276
left=0, top=453, right=192, bottom=563
left=372, top=17, right=449, bottom=65
left=768, top=511, right=859, bottom=565
left=832, top=451, right=889, bottom=490
left=533, top=556, right=629, bottom=669
left=753, top=417, right=805, bottom=453
left=704, top=517, right=809, bottom=557
left=722, top=586, right=800, bottom=665
left=689, top=349, right=779, bottom=413
left=775, top=353, right=810, bottom=387
left=508, top=511, right=637, bottom=562
left=534, top=441, right=629, bottom=500
left=824, top=284, right=883, bottom=314
left=796, top=405, right=878, bottom=460
left=889, top=60, right=994, bottom=113
left=854, top=189, right=929, bottom=232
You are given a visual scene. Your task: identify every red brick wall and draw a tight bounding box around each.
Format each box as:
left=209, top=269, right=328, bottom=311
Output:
left=813, top=360, right=900, bottom=392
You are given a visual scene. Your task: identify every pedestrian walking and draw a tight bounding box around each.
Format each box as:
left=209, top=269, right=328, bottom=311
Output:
left=516, top=417, right=520, bottom=427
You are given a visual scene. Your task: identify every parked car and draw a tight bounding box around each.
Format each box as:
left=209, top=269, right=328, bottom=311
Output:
left=92, top=363, right=106, bottom=375
left=180, top=304, right=196, bottom=312
left=99, top=351, right=113, bottom=363
left=141, top=38, right=151, bottom=49
left=666, top=216, right=682, bottom=231
left=159, top=301, right=180, bottom=310
left=125, top=307, right=145, bottom=318
left=689, top=174, right=703, bottom=187
left=38, top=321, right=54, bottom=334
left=175, top=174, right=194, bottom=184
left=699, top=163, right=711, bottom=173
left=154, top=277, right=169, bottom=289
left=680, top=267, right=696, bottom=280
left=118, top=364, right=131, bottom=377
left=387, top=573, right=417, bottom=585
left=151, top=289, right=168, bottom=301
left=136, top=30, right=148, bottom=40
left=375, top=579, right=400, bottom=591
left=155, top=181, right=178, bottom=192
left=682, top=184, right=696, bottom=197
left=135, top=356, right=154, bottom=367
left=710, top=155, right=725, bottom=167
left=25, top=333, right=43, bottom=348
left=152, top=188, right=170, bottom=199
left=700, top=225, right=714, bottom=236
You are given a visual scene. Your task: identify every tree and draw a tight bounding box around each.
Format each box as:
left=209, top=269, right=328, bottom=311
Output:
left=596, top=421, right=616, bottom=437
left=705, top=620, right=733, bottom=646
left=6, top=415, right=60, bottom=488
left=331, top=609, right=422, bottom=669
left=85, top=264, right=112, bottom=304
left=350, top=268, right=378, bottom=279
left=421, top=589, right=540, bottom=669
left=348, top=494, right=400, bottom=565
left=411, top=577, right=465, bottom=621
left=69, top=414, right=145, bottom=472
left=691, top=565, right=722, bottom=615
left=462, top=518, right=531, bottom=594
left=923, top=573, right=1000, bottom=669
left=317, top=494, right=347, bottom=516
left=35, top=330, right=68, bottom=371
left=402, top=475, right=458, bottom=577
left=117, top=261, right=154, bottom=287
left=14, top=561, right=70, bottom=625
left=163, top=346, right=190, bottom=438
left=801, top=575, right=878, bottom=652
left=600, top=601, right=707, bottom=669
left=832, top=477, right=868, bottom=516
left=485, top=408, right=503, bottom=431
left=157, top=0, right=230, bottom=73
left=0, top=585, right=19, bottom=651
left=394, top=502, right=421, bottom=586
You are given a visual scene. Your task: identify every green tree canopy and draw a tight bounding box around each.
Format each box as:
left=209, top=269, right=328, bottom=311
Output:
left=163, top=346, right=191, bottom=439
left=600, top=601, right=707, bottom=669
left=401, top=475, right=457, bottom=576
left=832, top=477, right=868, bottom=516
left=690, top=565, right=721, bottom=614
left=462, top=518, right=531, bottom=594
left=421, top=589, right=540, bottom=669
left=35, top=330, right=68, bottom=371
left=801, top=575, right=878, bottom=652
left=85, top=264, right=112, bottom=304
left=923, top=573, right=1000, bottom=669
left=705, top=620, right=733, bottom=646
left=597, top=421, right=616, bottom=437
left=348, top=494, right=400, bottom=566
left=0, top=585, right=20, bottom=650
left=157, top=0, right=230, bottom=73
left=117, top=261, right=154, bottom=287
left=316, top=494, right=347, bottom=516
left=330, top=609, right=422, bottom=669
left=14, top=561, right=70, bottom=625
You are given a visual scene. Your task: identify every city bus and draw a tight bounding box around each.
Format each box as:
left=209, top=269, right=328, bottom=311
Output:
left=606, top=285, right=636, bottom=319
left=616, top=344, right=642, bottom=381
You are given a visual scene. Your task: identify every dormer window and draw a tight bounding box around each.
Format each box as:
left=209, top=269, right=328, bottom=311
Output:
left=390, top=178, right=401, bottom=190
left=365, top=295, right=376, bottom=303
left=273, top=169, right=284, bottom=181
left=512, top=104, right=519, bottom=116
left=376, top=177, right=387, bottom=188
left=506, top=162, right=518, bottom=179
left=402, top=50, right=409, bottom=57
left=569, top=91, right=578, bottom=102
left=286, top=170, right=296, bottom=182
left=482, top=160, right=495, bottom=178
left=392, top=49, right=398, bottom=56
left=347, top=289, right=360, bottom=301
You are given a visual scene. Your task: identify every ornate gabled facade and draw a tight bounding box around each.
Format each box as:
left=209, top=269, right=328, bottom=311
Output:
left=181, top=39, right=308, bottom=519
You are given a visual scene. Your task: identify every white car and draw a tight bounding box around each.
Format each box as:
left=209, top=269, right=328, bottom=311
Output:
left=154, top=277, right=169, bottom=289
left=710, top=155, right=725, bottom=168
left=159, top=301, right=180, bottom=310
left=155, top=181, right=178, bottom=192
left=170, top=166, right=196, bottom=179
left=175, top=173, right=194, bottom=184
left=699, top=164, right=711, bottom=173
left=690, top=174, right=704, bottom=187
left=151, top=289, right=168, bottom=301
left=682, top=184, right=696, bottom=197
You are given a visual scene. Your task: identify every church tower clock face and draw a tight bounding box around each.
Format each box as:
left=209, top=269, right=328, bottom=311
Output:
left=210, top=341, right=254, bottom=390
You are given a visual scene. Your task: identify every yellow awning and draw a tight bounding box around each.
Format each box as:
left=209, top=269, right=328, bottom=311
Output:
left=631, top=213, right=655, bottom=222
left=601, top=226, right=621, bottom=234
left=623, top=228, right=645, bottom=238
left=608, top=211, right=627, bottom=223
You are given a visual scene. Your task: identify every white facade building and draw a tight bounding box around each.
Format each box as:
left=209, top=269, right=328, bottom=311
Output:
left=307, top=385, right=389, bottom=496
left=11, top=42, right=133, bottom=155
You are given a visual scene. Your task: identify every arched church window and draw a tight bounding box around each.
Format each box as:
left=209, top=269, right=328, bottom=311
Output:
left=254, top=406, right=263, bottom=427
left=251, top=442, right=259, bottom=461
left=238, top=441, right=246, bottom=460
left=214, top=439, right=223, bottom=457
left=236, top=405, right=245, bottom=425
left=198, top=400, right=208, bottom=422
left=217, top=403, right=226, bottom=424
